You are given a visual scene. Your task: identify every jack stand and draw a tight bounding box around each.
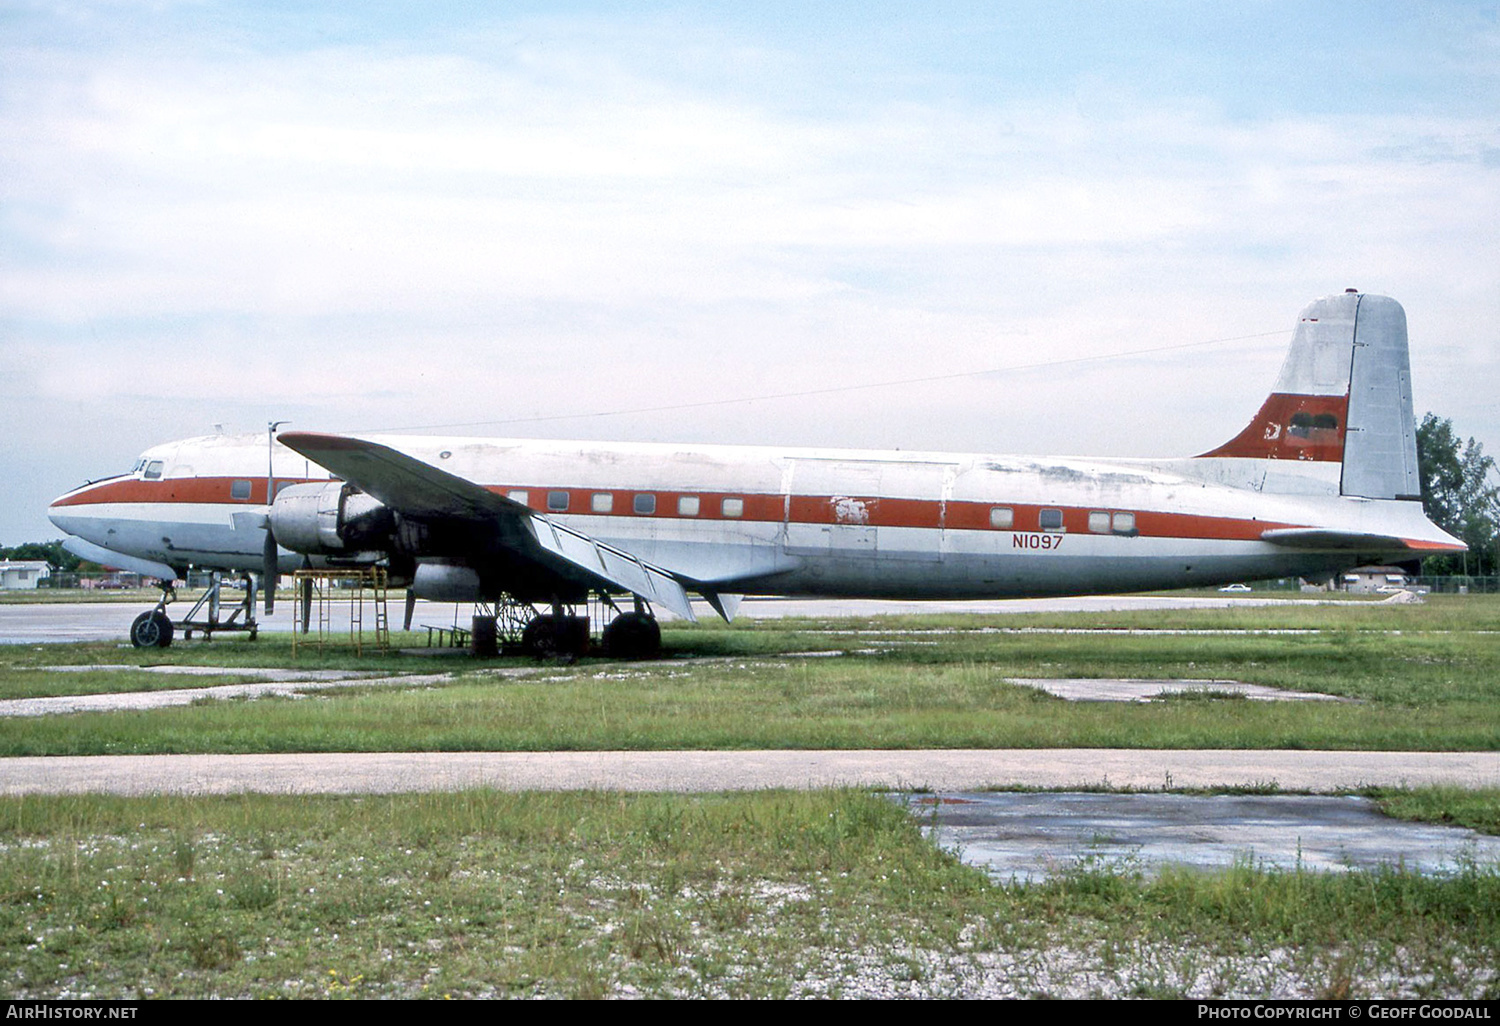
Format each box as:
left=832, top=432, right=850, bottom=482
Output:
left=177, top=570, right=260, bottom=641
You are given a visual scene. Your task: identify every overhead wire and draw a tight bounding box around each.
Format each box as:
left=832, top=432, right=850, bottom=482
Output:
left=357, top=328, right=1290, bottom=434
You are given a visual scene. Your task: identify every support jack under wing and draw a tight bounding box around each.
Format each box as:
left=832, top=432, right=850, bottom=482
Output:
left=277, top=432, right=700, bottom=621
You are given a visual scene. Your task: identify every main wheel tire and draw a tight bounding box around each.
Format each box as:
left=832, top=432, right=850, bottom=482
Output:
left=521, top=614, right=590, bottom=660
left=130, top=610, right=174, bottom=649
left=603, top=612, right=661, bottom=660
left=521, top=615, right=559, bottom=658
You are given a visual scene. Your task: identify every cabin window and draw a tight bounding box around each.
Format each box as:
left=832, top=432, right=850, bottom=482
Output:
left=989, top=506, right=1013, bottom=529
left=1113, top=512, right=1137, bottom=534
left=275, top=481, right=296, bottom=498
left=230, top=479, right=252, bottom=501
left=1088, top=511, right=1111, bottom=534
left=678, top=495, right=700, bottom=516
left=591, top=493, right=614, bottom=513
left=143, top=461, right=164, bottom=480
left=1039, top=508, right=1065, bottom=532
left=633, top=493, right=657, bottom=515
left=507, top=490, right=529, bottom=505
left=547, top=490, right=569, bottom=511
left=721, top=497, right=744, bottom=518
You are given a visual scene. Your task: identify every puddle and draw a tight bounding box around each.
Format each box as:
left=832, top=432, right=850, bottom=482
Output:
left=899, top=792, right=1500, bottom=882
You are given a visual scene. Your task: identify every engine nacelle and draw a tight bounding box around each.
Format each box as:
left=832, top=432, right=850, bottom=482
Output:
left=269, top=482, right=395, bottom=555
left=410, top=563, right=484, bottom=602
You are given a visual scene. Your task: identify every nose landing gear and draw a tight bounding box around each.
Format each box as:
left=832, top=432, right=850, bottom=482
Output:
left=129, top=609, right=174, bottom=649
left=128, top=571, right=262, bottom=648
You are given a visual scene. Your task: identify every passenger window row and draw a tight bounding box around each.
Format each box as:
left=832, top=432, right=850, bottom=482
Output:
left=989, top=507, right=1138, bottom=534
left=527, top=491, right=744, bottom=518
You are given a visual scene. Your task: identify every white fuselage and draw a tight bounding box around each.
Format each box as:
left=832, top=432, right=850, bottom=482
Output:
left=49, top=432, right=1455, bottom=599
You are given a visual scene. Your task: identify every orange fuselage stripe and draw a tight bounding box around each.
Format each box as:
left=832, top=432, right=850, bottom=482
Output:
left=54, top=475, right=1300, bottom=543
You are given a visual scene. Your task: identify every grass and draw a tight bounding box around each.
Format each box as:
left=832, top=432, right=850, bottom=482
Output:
left=1, top=596, right=1497, bottom=998
left=2, top=596, right=1498, bottom=753
left=0, top=790, right=1496, bottom=1000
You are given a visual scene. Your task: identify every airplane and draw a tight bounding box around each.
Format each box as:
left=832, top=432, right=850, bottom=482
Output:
left=48, top=289, right=1465, bottom=657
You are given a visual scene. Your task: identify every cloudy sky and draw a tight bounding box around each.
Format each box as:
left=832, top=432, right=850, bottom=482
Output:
left=3, top=1, right=1497, bottom=544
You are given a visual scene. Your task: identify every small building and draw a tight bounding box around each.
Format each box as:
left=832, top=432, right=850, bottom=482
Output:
left=0, top=560, right=52, bottom=590
left=1339, top=565, right=1411, bottom=594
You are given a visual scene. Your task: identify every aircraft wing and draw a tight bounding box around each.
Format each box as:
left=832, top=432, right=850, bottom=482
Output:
left=276, top=432, right=697, bottom=621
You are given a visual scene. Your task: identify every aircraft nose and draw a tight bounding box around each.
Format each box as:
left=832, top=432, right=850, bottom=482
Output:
left=47, top=481, right=107, bottom=543
left=46, top=499, right=75, bottom=536
left=48, top=500, right=82, bottom=540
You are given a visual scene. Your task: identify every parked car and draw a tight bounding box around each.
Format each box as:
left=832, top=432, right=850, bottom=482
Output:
left=1218, top=583, right=1252, bottom=592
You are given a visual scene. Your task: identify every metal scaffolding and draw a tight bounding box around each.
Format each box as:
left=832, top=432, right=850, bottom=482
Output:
left=291, top=567, right=389, bottom=656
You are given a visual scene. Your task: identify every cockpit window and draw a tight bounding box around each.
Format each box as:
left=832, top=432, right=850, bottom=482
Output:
left=143, top=461, right=164, bottom=480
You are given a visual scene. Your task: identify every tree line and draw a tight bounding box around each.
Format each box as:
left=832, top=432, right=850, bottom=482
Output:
left=1416, top=413, right=1500, bottom=577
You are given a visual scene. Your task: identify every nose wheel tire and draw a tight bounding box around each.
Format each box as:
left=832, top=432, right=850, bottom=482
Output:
left=130, top=610, right=174, bottom=649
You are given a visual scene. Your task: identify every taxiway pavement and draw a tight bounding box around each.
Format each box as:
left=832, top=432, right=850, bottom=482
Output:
left=0, top=593, right=1374, bottom=645
left=2, top=748, right=1496, bottom=796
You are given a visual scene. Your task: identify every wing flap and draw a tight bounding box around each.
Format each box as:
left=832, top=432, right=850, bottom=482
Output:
left=532, top=517, right=696, bottom=620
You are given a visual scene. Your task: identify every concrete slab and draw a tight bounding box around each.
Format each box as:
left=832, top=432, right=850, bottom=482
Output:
left=40, top=664, right=377, bottom=680
left=0, top=671, right=456, bottom=717
left=1010, top=677, right=1348, bottom=702
left=904, top=792, right=1500, bottom=882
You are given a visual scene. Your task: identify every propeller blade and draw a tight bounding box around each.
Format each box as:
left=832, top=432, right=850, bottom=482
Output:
left=262, top=530, right=278, bottom=615
left=404, top=589, right=417, bottom=631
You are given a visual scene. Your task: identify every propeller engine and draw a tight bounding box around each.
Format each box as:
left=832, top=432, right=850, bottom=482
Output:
left=261, top=482, right=399, bottom=614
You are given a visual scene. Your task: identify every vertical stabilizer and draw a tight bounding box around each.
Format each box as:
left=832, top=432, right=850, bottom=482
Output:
left=1197, top=291, right=1421, bottom=500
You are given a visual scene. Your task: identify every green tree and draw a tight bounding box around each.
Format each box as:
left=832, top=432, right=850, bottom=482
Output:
left=1415, top=413, right=1500, bottom=576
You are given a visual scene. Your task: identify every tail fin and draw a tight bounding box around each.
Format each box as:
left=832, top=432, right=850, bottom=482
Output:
left=1198, top=290, right=1421, bottom=500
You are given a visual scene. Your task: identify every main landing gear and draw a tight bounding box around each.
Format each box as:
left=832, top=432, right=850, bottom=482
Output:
left=601, top=611, right=662, bottom=660
left=512, top=595, right=662, bottom=661
left=129, top=572, right=262, bottom=649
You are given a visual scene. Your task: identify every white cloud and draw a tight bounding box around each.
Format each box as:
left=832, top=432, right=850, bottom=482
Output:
left=2, top=4, right=1497, bottom=543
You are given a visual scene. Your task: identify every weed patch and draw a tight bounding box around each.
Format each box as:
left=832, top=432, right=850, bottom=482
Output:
left=0, top=791, right=1494, bottom=999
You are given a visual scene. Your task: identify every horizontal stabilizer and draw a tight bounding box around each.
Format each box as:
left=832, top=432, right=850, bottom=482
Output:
left=1260, top=528, right=1412, bottom=551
